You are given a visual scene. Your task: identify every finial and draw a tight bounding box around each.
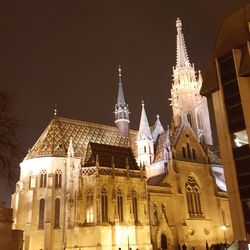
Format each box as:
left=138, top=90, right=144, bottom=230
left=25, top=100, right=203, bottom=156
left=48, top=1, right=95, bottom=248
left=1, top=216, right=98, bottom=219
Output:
left=176, top=17, right=182, bottom=31
left=118, top=65, right=122, bottom=83
left=54, top=104, right=58, bottom=116
left=141, top=99, right=144, bottom=106
left=156, top=114, right=160, bottom=120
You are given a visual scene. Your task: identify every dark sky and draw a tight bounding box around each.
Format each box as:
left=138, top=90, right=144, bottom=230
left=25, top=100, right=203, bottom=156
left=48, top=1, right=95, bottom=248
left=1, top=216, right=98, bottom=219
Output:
left=0, top=0, right=249, bottom=154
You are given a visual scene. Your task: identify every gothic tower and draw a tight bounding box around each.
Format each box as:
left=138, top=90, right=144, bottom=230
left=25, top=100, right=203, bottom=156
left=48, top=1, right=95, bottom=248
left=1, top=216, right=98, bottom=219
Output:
left=170, top=18, right=213, bottom=145
left=136, top=101, right=154, bottom=170
left=114, top=66, right=130, bottom=137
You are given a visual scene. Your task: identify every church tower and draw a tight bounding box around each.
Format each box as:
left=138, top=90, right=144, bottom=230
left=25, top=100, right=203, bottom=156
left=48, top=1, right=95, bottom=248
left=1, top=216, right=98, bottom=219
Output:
left=170, top=18, right=213, bottom=145
left=114, top=66, right=130, bottom=137
left=136, top=101, right=154, bottom=170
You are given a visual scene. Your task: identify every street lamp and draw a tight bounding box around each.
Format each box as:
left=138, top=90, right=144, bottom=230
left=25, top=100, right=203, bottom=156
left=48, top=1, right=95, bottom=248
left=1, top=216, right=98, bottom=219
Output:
left=220, top=225, right=227, bottom=244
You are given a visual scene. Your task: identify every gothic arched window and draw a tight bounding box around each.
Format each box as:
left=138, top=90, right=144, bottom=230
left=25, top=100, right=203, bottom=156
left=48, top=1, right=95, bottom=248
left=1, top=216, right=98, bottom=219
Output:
left=186, top=176, right=202, bottom=217
left=153, top=203, right=158, bottom=225
left=28, top=172, right=33, bottom=189
left=187, top=113, right=192, bottom=127
left=101, top=188, right=108, bottom=222
left=187, top=143, right=191, bottom=159
left=54, top=198, right=60, bottom=228
left=86, top=189, right=94, bottom=223
left=40, top=170, right=47, bottom=188
left=192, top=148, right=196, bottom=160
left=55, top=170, right=62, bottom=188
left=197, top=112, right=203, bottom=130
left=38, top=198, right=45, bottom=229
left=162, top=203, right=168, bottom=223
left=132, top=191, right=138, bottom=223
left=117, top=189, right=123, bottom=222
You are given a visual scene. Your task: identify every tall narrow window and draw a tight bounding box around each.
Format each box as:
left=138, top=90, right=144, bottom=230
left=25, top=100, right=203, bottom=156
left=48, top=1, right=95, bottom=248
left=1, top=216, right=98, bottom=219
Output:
left=192, top=149, right=196, bottom=159
left=162, top=204, right=168, bottom=223
left=197, top=113, right=203, bottom=130
left=186, top=176, right=203, bottom=217
left=38, top=198, right=45, bottom=229
left=28, top=174, right=32, bottom=189
left=40, top=170, right=47, bottom=188
left=54, top=198, right=60, bottom=228
left=153, top=203, right=158, bottom=225
left=55, top=170, right=62, bottom=188
left=117, top=189, right=123, bottom=222
left=101, top=188, right=108, bottom=222
left=132, top=191, right=138, bottom=223
left=86, top=189, right=94, bottom=223
left=187, top=143, right=191, bottom=159
left=182, top=147, right=186, bottom=158
left=187, top=113, right=192, bottom=127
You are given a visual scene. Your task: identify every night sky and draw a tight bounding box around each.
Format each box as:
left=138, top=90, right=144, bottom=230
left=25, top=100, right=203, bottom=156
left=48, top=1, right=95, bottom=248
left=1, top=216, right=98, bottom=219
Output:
left=1, top=0, right=249, bottom=155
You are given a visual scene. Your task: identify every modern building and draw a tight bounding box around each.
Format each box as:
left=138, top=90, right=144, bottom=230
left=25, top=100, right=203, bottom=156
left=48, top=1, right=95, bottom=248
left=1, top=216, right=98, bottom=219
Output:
left=12, top=19, right=233, bottom=250
left=201, top=4, right=250, bottom=244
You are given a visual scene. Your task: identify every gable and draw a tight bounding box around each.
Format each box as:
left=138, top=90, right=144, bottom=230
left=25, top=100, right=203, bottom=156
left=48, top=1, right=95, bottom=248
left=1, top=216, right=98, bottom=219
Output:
left=173, top=125, right=208, bottom=164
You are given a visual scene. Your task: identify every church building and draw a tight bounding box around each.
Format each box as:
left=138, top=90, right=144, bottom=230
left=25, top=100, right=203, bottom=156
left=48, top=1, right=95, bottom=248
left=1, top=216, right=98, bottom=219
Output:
left=12, top=18, right=233, bottom=250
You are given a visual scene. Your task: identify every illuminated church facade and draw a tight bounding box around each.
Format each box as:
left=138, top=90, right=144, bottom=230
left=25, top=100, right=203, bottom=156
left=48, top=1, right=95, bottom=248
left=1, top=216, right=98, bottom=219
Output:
left=12, top=19, right=233, bottom=250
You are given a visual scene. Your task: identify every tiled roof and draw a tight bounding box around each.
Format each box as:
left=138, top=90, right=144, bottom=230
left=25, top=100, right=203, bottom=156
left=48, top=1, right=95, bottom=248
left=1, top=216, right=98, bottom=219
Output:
left=84, top=142, right=139, bottom=170
left=26, top=117, right=137, bottom=159
left=147, top=172, right=167, bottom=185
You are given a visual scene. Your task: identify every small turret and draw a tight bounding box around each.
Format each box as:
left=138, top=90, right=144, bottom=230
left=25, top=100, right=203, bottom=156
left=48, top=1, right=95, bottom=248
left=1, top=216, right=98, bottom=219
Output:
left=136, top=101, right=154, bottom=169
left=114, top=66, right=130, bottom=137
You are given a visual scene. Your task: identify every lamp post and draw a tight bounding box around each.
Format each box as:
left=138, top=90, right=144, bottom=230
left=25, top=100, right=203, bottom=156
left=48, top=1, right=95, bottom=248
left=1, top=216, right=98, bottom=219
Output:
left=220, top=225, right=227, bottom=244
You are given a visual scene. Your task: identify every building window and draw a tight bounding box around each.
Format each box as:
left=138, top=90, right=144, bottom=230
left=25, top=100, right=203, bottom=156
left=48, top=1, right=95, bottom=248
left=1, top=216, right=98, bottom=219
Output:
left=132, top=191, right=138, bottom=223
left=54, top=198, right=60, bottom=228
left=186, top=176, right=202, bottom=217
left=117, top=189, right=123, bottom=222
left=28, top=174, right=32, bottom=189
left=153, top=203, right=158, bottom=225
left=182, top=147, right=186, bottom=158
left=197, top=112, right=203, bottom=130
left=144, top=146, right=147, bottom=153
left=187, top=143, right=191, bottom=158
left=55, top=170, right=62, bottom=188
left=40, top=170, right=47, bottom=188
left=38, top=198, right=45, bottom=229
left=86, top=189, right=94, bottom=223
left=192, top=148, right=196, bottom=159
left=187, top=113, right=192, bottom=127
left=162, top=203, right=168, bottom=223
left=101, top=188, right=108, bottom=222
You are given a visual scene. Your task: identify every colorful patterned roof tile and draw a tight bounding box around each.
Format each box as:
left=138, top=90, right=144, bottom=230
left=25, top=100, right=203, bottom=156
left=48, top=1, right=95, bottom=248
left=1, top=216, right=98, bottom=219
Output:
left=26, top=117, right=137, bottom=159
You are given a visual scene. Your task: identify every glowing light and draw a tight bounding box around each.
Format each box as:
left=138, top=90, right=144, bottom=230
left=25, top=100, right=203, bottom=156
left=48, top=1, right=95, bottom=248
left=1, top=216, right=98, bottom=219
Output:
left=220, top=225, right=226, bottom=231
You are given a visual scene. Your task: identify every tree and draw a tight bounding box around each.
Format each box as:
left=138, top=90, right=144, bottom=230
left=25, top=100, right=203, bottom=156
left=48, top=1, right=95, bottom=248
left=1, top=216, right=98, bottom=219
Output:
left=0, top=90, right=20, bottom=207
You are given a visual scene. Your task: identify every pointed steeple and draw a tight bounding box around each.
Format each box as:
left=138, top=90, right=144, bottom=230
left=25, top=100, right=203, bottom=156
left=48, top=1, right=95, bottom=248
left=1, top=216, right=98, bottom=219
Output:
left=152, top=114, right=165, bottom=141
left=114, top=65, right=130, bottom=137
left=176, top=17, right=190, bottom=68
left=137, top=101, right=152, bottom=140
left=116, top=65, right=126, bottom=107
left=170, top=18, right=213, bottom=145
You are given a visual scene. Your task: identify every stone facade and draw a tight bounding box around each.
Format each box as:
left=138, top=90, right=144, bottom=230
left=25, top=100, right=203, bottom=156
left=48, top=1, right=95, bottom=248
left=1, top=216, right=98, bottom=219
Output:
left=12, top=18, right=234, bottom=250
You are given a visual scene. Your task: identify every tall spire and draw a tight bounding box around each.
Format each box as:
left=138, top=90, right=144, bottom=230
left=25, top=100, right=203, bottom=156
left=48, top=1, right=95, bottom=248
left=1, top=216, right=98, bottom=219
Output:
left=176, top=17, right=190, bottom=68
left=116, top=65, right=125, bottom=107
left=170, top=18, right=213, bottom=145
left=137, top=101, right=152, bottom=140
left=114, top=65, right=130, bottom=137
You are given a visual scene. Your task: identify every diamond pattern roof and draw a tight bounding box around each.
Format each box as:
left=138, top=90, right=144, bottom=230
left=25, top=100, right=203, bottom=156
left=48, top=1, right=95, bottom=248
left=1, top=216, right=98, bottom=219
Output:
left=26, top=117, right=137, bottom=159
